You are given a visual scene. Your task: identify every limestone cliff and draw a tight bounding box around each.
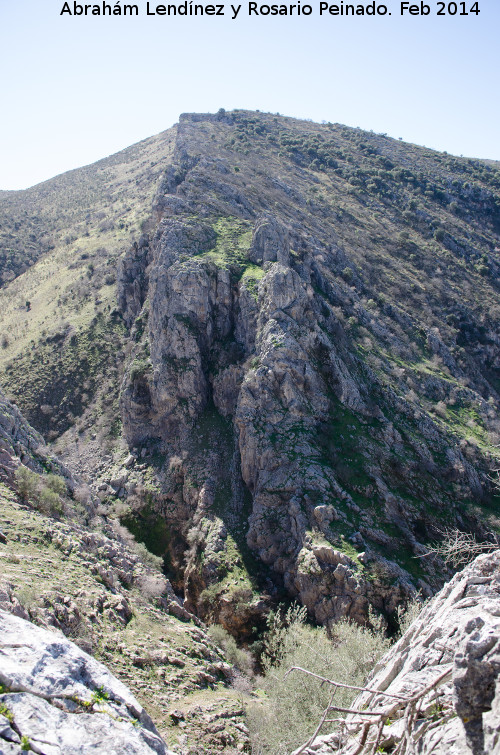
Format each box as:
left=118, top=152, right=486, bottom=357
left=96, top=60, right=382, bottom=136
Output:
left=113, top=111, right=500, bottom=629
left=1, top=110, right=499, bottom=633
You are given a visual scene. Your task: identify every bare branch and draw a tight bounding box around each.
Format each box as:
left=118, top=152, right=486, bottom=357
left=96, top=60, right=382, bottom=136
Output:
left=284, top=666, right=409, bottom=701
left=417, top=527, right=498, bottom=568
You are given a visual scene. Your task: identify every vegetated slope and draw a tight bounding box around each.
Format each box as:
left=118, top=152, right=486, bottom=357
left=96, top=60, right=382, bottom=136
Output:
left=2, top=110, right=500, bottom=634
left=0, top=391, right=250, bottom=753
left=0, top=129, right=175, bottom=285
left=0, top=128, right=176, bottom=439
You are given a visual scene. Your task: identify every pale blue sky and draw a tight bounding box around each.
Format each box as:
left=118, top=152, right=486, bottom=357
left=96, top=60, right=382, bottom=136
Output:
left=1, top=0, right=498, bottom=190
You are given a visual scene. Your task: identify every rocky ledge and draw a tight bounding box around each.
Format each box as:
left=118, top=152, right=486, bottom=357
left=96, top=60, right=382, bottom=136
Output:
left=0, top=610, right=173, bottom=755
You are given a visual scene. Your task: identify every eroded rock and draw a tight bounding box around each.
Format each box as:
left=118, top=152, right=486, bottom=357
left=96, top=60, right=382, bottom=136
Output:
left=297, top=551, right=500, bottom=755
left=0, top=609, right=173, bottom=754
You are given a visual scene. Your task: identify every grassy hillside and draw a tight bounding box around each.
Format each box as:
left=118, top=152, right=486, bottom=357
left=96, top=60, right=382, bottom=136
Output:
left=0, top=127, right=175, bottom=437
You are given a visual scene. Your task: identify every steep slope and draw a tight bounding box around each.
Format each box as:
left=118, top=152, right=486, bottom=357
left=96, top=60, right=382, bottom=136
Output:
left=2, top=110, right=500, bottom=632
left=0, top=128, right=175, bottom=439
left=0, top=396, right=250, bottom=753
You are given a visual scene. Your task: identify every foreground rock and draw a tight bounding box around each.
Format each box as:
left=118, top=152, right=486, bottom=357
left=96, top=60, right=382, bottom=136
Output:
left=0, top=609, right=173, bottom=755
left=297, top=550, right=500, bottom=755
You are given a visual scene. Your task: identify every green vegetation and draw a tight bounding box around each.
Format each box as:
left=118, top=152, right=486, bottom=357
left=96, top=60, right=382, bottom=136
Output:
left=120, top=501, right=170, bottom=570
left=207, top=624, right=254, bottom=676
left=91, top=686, right=110, bottom=705
left=129, top=357, right=151, bottom=382
left=0, top=702, right=14, bottom=723
left=15, top=466, right=67, bottom=516
left=247, top=605, right=391, bottom=754
left=193, top=216, right=257, bottom=282
left=2, top=312, right=125, bottom=438
left=241, top=263, right=265, bottom=300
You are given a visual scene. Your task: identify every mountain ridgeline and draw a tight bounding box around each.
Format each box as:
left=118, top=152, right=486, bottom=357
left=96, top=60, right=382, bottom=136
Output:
left=1, top=109, right=500, bottom=634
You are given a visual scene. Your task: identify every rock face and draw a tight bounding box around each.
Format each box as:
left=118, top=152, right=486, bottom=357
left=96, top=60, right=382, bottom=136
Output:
left=113, top=111, right=500, bottom=629
left=0, top=609, right=172, bottom=754
left=298, top=550, right=500, bottom=755
left=0, top=388, right=68, bottom=484
left=4, top=109, right=496, bottom=635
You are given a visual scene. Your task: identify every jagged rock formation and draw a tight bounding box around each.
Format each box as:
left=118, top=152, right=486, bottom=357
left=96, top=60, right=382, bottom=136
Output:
left=297, top=550, right=500, bottom=755
left=114, top=111, right=500, bottom=629
left=2, top=110, right=500, bottom=634
left=0, top=387, right=69, bottom=485
left=0, top=609, right=171, bottom=754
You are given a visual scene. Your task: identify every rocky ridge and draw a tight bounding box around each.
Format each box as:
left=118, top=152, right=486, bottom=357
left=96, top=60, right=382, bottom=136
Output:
left=113, top=111, right=500, bottom=630
left=0, top=387, right=70, bottom=487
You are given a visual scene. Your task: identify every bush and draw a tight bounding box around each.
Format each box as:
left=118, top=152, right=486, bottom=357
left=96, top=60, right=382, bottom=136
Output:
left=14, top=466, right=39, bottom=503
left=14, top=465, right=65, bottom=516
left=45, top=474, right=67, bottom=496
left=133, top=541, right=164, bottom=571
left=38, top=487, right=63, bottom=515
left=129, top=359, right=151, bottom=382
left=247, top=606, right=390, bottom=755
left=207, top=624, right=254, bottom=676
left=137, top=573, right=167, bottom=601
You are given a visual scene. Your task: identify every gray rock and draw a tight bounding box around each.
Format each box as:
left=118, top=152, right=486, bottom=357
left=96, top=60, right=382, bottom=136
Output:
left=0, top=610, right=173, bottom=754
left=250, top=215, right=290, bottom=266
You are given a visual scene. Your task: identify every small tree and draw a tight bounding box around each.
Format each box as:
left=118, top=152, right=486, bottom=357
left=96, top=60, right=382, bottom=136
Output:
left=247, top=606, right=390, bottom=755
left=14, top=466, right=39, bottom=503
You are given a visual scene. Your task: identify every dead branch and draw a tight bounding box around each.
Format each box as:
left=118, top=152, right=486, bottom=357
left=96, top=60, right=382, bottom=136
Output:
left=291, top=665, right=453, bottom=755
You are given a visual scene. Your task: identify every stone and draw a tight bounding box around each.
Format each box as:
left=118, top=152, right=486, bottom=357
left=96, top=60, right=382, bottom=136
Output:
left=0, top=610, right=174, bottom=754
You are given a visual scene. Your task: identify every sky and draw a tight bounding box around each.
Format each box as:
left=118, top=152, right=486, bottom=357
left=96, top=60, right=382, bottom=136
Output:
left=1, top=0, right=498, bottom=190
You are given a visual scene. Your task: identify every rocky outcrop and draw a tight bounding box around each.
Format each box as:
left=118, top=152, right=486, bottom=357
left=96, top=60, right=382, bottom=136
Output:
left=249, top=215, right=290, bottom=266
left=0, top=610, right=172, bottom=754
left=0, top=388, right=72, bottom=488
left=114, top=111, right=500, bottom=630
left=117, top=235, right=151, bottom=329
left=297, top=550, right=500, bottom=755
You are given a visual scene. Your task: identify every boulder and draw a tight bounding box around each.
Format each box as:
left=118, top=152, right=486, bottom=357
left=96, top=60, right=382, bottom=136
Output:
left=0, top=610, right=174, bottom=754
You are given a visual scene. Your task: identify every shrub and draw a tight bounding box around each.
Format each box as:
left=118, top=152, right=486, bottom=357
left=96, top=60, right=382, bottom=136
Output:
left=133, top=541, right=164, bottom=571
left=45, top=474, right=67, bottom=496
left=208, top=624, right=254, bottom=676
left=137, top=573, right=167, bottom=601
left=247, top=605, right=390, bottom=755
left=129, top=359, right=151, bottom=382
left=341, top=266, right=353, bottom=282
left=14, top=466, right=39, bottom=503
left=38, top=487, right=63, bottom=515
left=14, top=466, right=65, bottom=516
